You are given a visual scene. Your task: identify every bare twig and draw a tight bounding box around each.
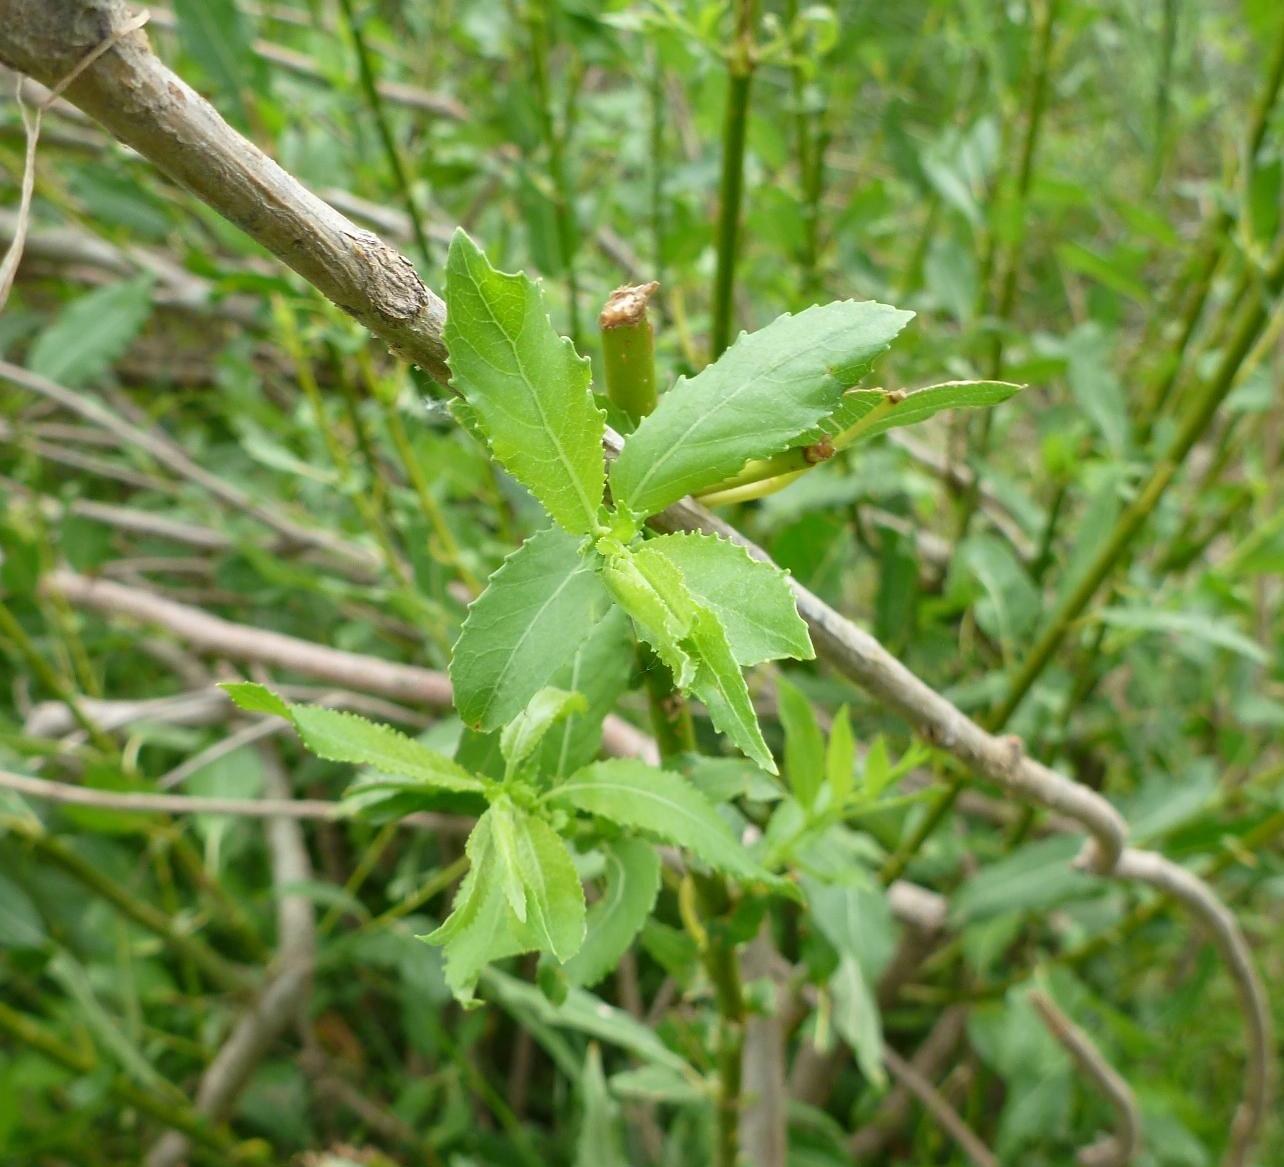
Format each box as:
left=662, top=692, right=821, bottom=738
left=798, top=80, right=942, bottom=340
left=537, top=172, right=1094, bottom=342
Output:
left=146, top=746, right=316, bottom=1167
left=849, top=1008, right=967, bottom=1161
left=882, top=1044, right=1000, bottom=1167
left=1029, top=991, right=1142, bottom=1167
left=0, top=767, right=470, bottom=833
left=42, top=568, right=658, bottom=762
left=0, top=0, right=451, bottom=382
left=647, top=489, right=1128, bottom=874
left=0, top=360, right=379, bottom=576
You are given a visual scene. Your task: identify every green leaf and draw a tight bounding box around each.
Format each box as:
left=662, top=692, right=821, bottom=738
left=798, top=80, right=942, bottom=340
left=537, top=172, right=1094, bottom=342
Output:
left=826, top=706, right=855, bottom=805
left=642, top=531, right=813, bottom=666
left=811, top=380, right=1024, bottom=445
left=552, top=759, right=776, bottom=885
left=426, top=812, right=523, bottom=1003
left=777, top=676, right=824, bottom=809
left=601, top=541, right=697, bottom=688
left=563, top=837, right=662, bottom=989
left=500, top=687, right=588, bottom=775
left=0, top=872, right=46, bottom=950
left=220, top=681, right=290, bottom=718
left=610, top=299, right=913, bottom=517
left=538, top=608, right=635, bottom=778
left=605, top=543, right=775, bottom=772
left=830, top=955, right=886, bottom=1089
left=451, top=526, right=612, bottom=731
left=426, top=805, right=586, bottom=1003
left=220, top=681, right=481, bottom=794
left=950, top=837, right=1096, bottom=926
left=173, top=0, right=267, bottom=124
left=483, top=967, right=697, bottom=1076
left=444, top=230, right=606, bottom=534
left=27, top=276, right=154, bottom=389
left=685, top=606, right=776, bottom=774
left=577, top=1046, right=628, bottom=1167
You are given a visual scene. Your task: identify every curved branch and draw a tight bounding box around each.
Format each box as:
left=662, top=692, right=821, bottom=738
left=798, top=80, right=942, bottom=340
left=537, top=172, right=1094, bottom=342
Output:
left=1029, top=991, right=1141, bottom=1167
left=882, top=1045, right=999, bottom=1167
left=1113, top=849, right=1272, bottom=1167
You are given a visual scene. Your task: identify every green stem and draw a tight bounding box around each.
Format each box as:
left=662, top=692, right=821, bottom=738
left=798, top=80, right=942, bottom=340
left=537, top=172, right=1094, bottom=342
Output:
left=599, top=282, right=661, bottom=427
left=528, top=0, right=580, bottom=342
left=0, top=602, right=115, bottom=754
left=991, top=244, right=1284, bottom=728
left=0, top=1001, right=265, bottom=1162
left=336, top=0, right=433, bottom=267
left=710, top=0, right=757, bottom=361
left=959, top=0, right=1060, bottom=540
left=694, top=876, right=745, bottom=1167
left=650, top=47, right=666, bottom=285
left=20, top=826, right=253, bottom=992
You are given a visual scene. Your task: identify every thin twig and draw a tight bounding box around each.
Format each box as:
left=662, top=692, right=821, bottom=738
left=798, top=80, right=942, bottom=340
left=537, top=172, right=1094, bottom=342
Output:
left=0, top=766, right=470, bottom=832
left=1029, top=991, right=1142, bottom=1167
left=882, top=1044, right=1000, bottom=1167
left=43, top=567, right=657, bottom=762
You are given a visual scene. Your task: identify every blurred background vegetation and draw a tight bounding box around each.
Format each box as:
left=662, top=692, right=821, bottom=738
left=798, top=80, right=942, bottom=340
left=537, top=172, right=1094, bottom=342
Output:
left=0, top=1, right=1281, bottom=1164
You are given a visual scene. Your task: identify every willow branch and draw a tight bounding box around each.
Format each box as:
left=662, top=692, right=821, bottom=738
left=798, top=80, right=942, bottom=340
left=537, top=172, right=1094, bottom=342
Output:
left=1112, top=849, right=1272, bottom=1167
left=883, top=1045, right=999, bottom=1167
left=1029, top=991, right=1141, bottom=1167
left=0, top=767, right=470, bottom=834
left=0, top=0, right=450, bottom=382
left=42, top=568, right=657, bottom=762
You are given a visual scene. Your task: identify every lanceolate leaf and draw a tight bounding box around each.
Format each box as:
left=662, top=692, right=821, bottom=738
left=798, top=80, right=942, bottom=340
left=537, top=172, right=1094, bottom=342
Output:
left=563, top=838, right=662, bottom=989
left=685, top=606, right=775, bottom=773
left=220, top=682, right=481, bottom=793
left=777, top=676, right=824, bottom=808
left=427, top=806, right=586, bottom=1003
left=552, top=759, right=774, bottom=884
left=444, top=230, right=606, bottom=534
left=539, top=608, right=634, bottom=778
left=601, top=542, right=698, bottom=687
left=28, top=275, right=155, bottom=389
left=500, top=687, right=588, bottom=774
left=810, top=380, right=1023, bottom=446
left=451, top=526, right=612, bottom=732
left=644, top=531, right=813, bottom=666
left=610, top=300, right=913, bottom=517
left=830, top=955, right=886, bottom=1089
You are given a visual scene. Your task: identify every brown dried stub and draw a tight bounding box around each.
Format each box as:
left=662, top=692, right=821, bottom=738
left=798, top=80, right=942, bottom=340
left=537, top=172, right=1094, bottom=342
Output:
left=599, top=281, right=660, bottom=329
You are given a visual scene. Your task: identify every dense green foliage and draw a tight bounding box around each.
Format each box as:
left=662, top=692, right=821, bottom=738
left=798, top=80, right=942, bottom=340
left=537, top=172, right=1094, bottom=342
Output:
left=0, top=2, right=1281, bottom=1166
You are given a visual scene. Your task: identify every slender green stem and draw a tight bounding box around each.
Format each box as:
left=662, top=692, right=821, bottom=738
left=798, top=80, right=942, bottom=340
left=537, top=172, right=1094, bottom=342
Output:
left=372, top=368, right=483, bottom=594
left=0, top=601, right=115, bottom=753
left=19, top=825, right=253, bottom=992
left=1151, top=0, right=1177, bottom=189
left=958, top=0, right=1060, bottom=540
left=336, top=0, right=433, bottom=267
left=710, top=0, right=757, bottom=360
left=650, top=46, right=666, bottom=285
left=0, top=1000, right=265, bottom=1162
left=528, top=0, right=580, bottom=342
left=991, top=244, right=1284, bottom=728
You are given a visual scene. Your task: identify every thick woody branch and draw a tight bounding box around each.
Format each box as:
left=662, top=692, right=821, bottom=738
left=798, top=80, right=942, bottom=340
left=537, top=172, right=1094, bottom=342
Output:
left=0, top=0, right=450, bottom=382
left=1029, top=991, right=1141, bottom=1167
